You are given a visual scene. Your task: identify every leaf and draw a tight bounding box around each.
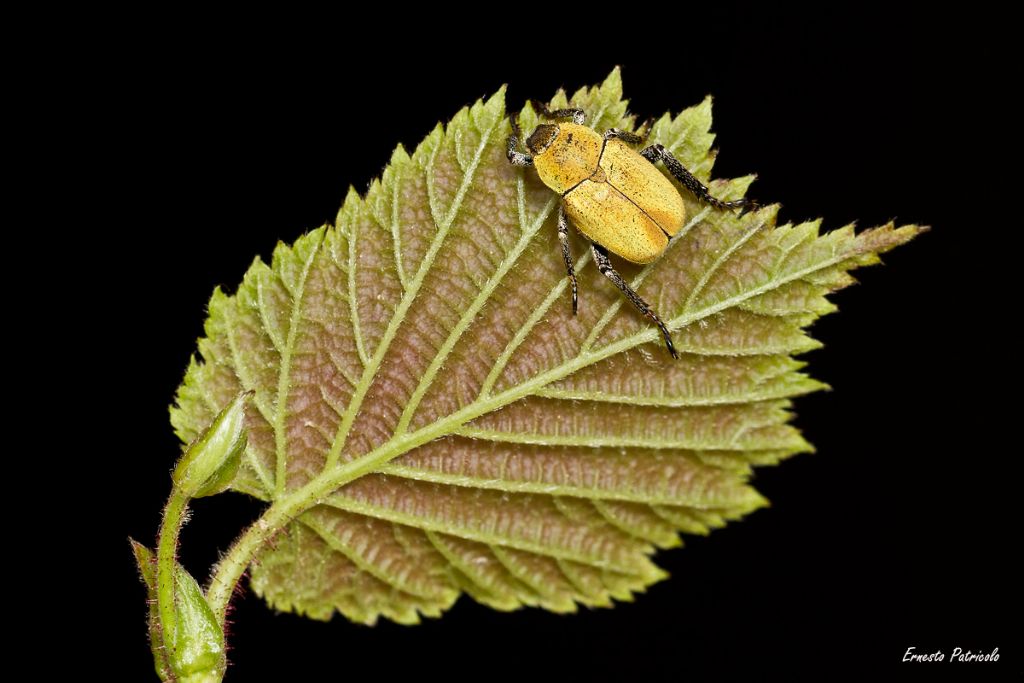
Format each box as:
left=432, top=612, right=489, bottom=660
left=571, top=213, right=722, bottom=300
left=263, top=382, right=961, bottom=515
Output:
left=171, top=69, right=923, bottom=625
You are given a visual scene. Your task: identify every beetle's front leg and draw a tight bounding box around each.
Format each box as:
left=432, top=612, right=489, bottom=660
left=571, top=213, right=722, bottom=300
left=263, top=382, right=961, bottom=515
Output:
left=558, top=203, right=578, bottom=315
left=507, top=112, right=533, bottom=166
left=590, top=243, right=678, bottom=359
left=641, top=143, right=757, bottom=213
left=531, top=99, right=586, bottom=125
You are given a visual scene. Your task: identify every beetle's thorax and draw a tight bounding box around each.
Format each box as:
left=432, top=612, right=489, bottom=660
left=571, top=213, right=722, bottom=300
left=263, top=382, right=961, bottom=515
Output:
left=526, top=124, right=559, bottom=154
left=531, top=122, right=604, bottom=195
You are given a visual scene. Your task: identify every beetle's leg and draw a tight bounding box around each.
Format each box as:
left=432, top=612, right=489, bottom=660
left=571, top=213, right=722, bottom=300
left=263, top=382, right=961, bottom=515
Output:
left=558, top=203, right=578, bottom=315
left=604, top=118, right=655, bottom=145
left=637, top=117, right=655, bottom=140
left=590, top=243, right=678, bottom=359
left=531, top=99, right=586, bottom=125
left=641, top=143, right=757, bottom=212
left=507, top=112, right=533, bottom=166
left=604, top=128, right=645, bottom=144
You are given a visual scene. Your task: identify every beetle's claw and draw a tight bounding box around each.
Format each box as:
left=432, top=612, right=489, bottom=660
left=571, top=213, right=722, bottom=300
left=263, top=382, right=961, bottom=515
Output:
left=736, top=198, right=760, bottom=217
left=638, top=117, right=656, bottom=139
left=509, top=112, right=521, bottom=137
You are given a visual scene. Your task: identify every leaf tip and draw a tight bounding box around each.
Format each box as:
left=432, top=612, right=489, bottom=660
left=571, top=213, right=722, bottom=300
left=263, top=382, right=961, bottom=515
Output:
left=129, top=536, right=153, bottom=563
left=601, top=66, right=623, bottom=97
left=130, top=538, right=156, bottom=589
left=390, top=143, right=410, bottom=164
left=483, top=85, right=507, bottom=115
left=343, top=184, right=362, bottom=207
left=748, top=490, right=772, bottom=510
left=851, top=221, right=928, bottom=258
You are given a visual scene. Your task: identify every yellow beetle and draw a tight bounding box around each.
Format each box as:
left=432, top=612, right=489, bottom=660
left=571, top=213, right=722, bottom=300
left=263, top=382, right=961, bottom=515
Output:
left=507, top=101, right=755, bottom=358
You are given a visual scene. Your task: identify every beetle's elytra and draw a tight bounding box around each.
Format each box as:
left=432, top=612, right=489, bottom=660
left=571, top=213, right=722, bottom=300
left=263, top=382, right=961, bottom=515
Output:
left=507, top=100, right=755, bottom=358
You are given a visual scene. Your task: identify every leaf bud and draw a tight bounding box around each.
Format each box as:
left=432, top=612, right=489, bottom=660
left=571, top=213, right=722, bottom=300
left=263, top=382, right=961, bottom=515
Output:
left=173, top=391, right=251, bottom=498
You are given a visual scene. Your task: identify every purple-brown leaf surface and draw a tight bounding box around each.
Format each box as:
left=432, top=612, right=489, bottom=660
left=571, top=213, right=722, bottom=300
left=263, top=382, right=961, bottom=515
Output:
left=171, top=69, right=923, bottom=624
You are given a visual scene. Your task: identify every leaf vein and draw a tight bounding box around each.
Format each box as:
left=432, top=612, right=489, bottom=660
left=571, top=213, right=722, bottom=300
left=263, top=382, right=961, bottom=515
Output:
left=273, top=238, right=322, bottom=498
left=325, top=495, right=636, bottom=572
left=347, top=214, right=371, bottom=367
left=683, top=218, right=765, bottom=315
left=323, top=115, right=498, bottom=470
left=391, top=168, right=409, bottom=290
left=222, top=312, right=276, bottom=491
left=395, top=183, right=557, bottom=435
left=256, top=275, right=286, bottom=355
left=377, top=463, right=722, bottom=505
left=301, top=516, right=448, bottom=600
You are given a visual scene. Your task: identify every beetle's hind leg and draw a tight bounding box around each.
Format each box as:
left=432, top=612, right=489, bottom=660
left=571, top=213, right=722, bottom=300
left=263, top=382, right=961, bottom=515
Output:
left=531, top=99, right=586, bottom=125
left=557, top=203, right=578, bottom=315
left=590, top=243, right=678, bottom=359
left=507, top=112, right=533, bottom=166
left=641, top=143, right=757, bottom=213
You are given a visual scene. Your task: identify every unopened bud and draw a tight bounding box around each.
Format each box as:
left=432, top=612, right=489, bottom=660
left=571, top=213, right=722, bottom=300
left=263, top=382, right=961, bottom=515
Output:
left=131, top=540, right=226, bottom=682
left=173, top=391, right=251, bottom=498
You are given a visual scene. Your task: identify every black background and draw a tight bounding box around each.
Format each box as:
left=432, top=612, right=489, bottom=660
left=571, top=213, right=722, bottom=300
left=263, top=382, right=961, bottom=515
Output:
left=98, top=10, right=1016, bottom=681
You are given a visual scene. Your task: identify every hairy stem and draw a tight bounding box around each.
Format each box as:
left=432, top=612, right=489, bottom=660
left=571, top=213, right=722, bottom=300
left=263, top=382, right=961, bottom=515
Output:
left=157, top=486, right=190, bottom=647
left=205, top=429, right=434, bottom=623
left=205, top=489, right=306, bottom=623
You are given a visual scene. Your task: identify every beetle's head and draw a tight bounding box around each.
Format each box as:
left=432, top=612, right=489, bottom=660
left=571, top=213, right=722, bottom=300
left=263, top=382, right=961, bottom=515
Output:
left=526, top=124, right=559, bottom=155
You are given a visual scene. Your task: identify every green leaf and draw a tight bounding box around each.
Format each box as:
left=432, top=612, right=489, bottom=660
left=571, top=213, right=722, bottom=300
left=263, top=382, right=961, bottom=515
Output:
left=171, top=68, right=923, bottom=625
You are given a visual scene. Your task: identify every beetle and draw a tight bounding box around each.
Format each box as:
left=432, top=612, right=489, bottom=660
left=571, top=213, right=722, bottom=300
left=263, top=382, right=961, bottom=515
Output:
left=507, top=100, right=755, bottom=358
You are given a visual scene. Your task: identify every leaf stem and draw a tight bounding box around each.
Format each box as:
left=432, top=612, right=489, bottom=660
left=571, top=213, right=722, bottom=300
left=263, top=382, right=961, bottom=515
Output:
left=205, top=489, right=303, bottom=622
left=206, top=433, right=420, bottom=623
left=156, top=486, right=189, bottom=648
